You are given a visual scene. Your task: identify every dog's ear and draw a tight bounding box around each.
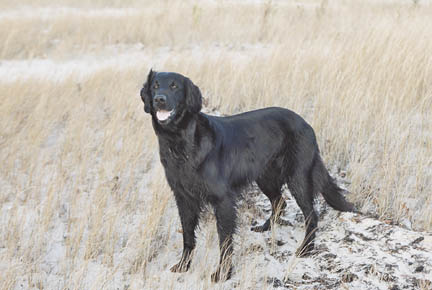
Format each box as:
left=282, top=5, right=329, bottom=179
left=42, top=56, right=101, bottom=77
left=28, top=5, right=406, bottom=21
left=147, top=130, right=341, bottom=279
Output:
left=184, top=77, right=202, bottom=114
left=141, top=69, right=156, bottom=114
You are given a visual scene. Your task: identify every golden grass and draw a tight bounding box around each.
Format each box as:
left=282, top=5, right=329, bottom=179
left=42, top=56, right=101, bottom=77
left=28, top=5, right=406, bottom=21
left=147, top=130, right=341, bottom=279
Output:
left=1, top=1, right=428, bottom=59
left=1, top=0, right=431, bottom=289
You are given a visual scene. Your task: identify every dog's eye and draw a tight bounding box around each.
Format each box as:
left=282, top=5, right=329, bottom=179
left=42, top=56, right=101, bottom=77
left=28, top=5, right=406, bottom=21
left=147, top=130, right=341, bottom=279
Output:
left=153, top=82, right=159, bottom=89
left=170, top=83, right=177, bottom=89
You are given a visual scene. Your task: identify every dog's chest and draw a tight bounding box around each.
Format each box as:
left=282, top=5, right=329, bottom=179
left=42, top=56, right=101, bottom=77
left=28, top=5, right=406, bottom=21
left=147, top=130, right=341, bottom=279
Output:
left=159, top=144, right=209, bottom=196
left=160, top=143, right=190, bottom=168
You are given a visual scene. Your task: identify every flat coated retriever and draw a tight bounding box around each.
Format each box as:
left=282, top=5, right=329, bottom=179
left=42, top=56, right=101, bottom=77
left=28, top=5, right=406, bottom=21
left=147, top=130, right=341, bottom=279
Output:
left=140, top=70, right=355, bottom=282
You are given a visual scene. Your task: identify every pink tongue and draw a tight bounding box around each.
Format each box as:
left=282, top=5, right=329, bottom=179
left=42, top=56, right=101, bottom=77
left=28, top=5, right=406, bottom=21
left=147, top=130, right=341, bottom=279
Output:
left=156, top=110, right=171, bottom=121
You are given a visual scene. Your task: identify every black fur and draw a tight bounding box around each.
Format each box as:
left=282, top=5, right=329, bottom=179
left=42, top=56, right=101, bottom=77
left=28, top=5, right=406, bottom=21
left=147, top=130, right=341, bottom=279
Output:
left=140, top=70, right=355, bottom=282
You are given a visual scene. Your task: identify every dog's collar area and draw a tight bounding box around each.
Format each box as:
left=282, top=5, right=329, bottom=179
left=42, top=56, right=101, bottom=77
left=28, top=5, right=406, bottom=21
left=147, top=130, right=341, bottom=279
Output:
left=168, top=147, right=189, bottom=160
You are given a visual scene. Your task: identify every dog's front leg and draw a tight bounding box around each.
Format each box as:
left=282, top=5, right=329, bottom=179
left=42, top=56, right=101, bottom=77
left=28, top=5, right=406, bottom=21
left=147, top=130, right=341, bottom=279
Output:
left=211, top=195, right=237, bottom=282
left=170, top=193, right=200, bottom=273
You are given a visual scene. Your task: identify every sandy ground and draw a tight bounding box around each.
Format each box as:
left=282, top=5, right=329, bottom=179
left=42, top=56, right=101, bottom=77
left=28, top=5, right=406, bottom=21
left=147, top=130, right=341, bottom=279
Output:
left=3, top=166, right=431, bottom=289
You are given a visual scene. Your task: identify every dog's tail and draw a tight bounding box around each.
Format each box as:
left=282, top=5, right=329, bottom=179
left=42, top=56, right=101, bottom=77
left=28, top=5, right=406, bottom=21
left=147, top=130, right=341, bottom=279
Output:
left=321, top=176, right=356, bottom=212
left=313, top=155, right=356, bottom=212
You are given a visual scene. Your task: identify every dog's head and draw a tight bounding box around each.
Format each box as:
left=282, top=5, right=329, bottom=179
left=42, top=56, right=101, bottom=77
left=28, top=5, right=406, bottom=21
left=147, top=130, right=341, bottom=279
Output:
left=140, top=70, right=202, bottom=126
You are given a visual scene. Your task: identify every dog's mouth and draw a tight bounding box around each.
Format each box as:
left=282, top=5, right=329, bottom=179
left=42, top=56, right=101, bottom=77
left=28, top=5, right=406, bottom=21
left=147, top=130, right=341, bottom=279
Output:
left=156, top=109, right=175, bottom=124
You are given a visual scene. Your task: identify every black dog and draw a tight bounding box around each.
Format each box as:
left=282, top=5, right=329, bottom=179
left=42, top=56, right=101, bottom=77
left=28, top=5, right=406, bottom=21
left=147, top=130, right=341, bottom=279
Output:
left=140, top=70, right=354, bottom=282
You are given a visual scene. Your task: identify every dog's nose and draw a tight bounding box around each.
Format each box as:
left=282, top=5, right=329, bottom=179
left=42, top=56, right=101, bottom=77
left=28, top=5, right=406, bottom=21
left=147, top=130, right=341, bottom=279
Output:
left=154, top=95, right=166, bottom=104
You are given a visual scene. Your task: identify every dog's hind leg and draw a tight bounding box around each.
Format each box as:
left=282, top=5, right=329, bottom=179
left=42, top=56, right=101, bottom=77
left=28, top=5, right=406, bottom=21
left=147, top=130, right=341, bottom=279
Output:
left=287, top=171, right=318, bottom=257
left=251, top=177, right=290, bottom=232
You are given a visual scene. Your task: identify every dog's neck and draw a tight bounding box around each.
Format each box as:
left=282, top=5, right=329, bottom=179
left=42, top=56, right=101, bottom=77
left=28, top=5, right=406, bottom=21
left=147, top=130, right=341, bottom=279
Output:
left=153, top=112, right=214, bottom=166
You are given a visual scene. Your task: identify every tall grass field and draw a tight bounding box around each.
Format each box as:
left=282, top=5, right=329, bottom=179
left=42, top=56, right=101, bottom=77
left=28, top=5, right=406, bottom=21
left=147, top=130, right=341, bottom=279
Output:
left=0, top=0, right=431, bottom=289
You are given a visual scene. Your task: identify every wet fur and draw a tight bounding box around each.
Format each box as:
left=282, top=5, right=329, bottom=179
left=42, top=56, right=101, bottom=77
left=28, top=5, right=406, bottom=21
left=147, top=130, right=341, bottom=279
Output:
left=140, top=70, right=355, bottom=282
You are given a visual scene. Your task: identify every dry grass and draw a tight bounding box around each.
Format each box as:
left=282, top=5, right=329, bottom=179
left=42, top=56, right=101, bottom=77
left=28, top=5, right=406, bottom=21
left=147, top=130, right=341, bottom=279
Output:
left=1, top=0, right=431, bottom=289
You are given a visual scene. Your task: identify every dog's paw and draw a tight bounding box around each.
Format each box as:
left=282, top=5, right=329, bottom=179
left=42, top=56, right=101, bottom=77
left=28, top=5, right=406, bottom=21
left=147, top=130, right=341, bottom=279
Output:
left=170, top=261, right=190, bottom=273
left=275, top=217, right=293, bottom=227
left=295, top=242, right=315, bottom=257
left=251, top=225, right=267, bottom=232
left=251, top=219, right=270, bottom=232
left=211, top=265, right=233, bottom=283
